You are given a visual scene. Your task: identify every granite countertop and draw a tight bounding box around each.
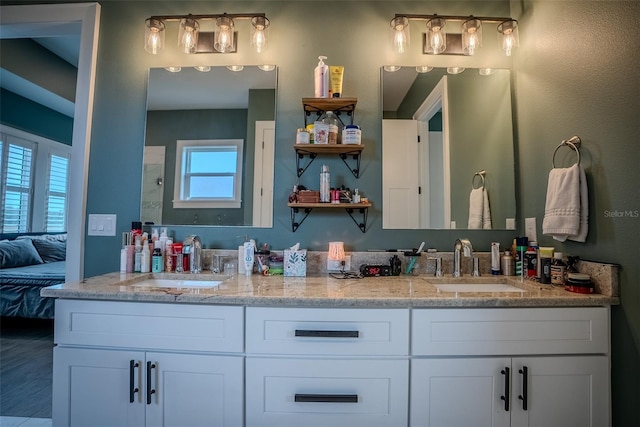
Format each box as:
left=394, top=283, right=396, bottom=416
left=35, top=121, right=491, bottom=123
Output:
left=41, top=271, right=619, bottom=308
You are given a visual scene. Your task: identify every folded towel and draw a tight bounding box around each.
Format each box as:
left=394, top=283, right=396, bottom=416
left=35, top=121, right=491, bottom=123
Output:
left=482, top=189, right=492, bottom=230
left=468, top=187, right=492, bottom=229
left=542, top=163, right=588, bottom=242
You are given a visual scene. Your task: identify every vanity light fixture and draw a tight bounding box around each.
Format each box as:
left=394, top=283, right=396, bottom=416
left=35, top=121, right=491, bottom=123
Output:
left=143, top=13, right=270, bottom=54
left=327, top=241, right=346, bottom=271
left=383, top=65, right=402, bottom=72
left=416, top=65, right=434, bottom=73
left=390, top=14, right=519, bottom=56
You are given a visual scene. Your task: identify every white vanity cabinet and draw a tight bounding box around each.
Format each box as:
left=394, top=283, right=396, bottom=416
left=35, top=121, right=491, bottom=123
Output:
left=52, top=300, right=244, bottom=427
left=244, top=307, right=410, bottom=427
left=410, top=307, right=611, bottom=427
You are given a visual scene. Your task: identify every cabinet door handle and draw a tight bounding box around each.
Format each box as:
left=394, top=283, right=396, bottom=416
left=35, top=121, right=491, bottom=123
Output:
left=518, top=366, right=528, bottom=411
left=294, top=329, right=359, bottom=338
left=129, top=360, right=140, bottom=403
left=500, top=367, right=510, bottom=411
left=146, top=361, right=156, bottom=405
left=294, top=393, right=358, bottom=403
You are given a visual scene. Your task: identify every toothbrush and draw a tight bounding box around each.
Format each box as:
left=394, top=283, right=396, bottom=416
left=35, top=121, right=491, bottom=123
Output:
left=406, top=242, right=426, bottom=274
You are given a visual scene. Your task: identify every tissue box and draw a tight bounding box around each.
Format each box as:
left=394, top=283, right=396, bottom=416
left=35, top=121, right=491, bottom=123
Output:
left=284, top=249, right=307, bottom=277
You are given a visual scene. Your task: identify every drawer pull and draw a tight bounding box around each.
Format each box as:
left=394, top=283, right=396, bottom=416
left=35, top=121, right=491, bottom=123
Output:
left=294, top=329, right=359, bottom=338
left=294, top=393, right=359, bottom=403
left=146, top=361, right=156, bottom=405
left=129, top=360, right=139, bottom=403
left=500, top=367, right=510, bottom=412
left=518, top=366, right=528, bottom=411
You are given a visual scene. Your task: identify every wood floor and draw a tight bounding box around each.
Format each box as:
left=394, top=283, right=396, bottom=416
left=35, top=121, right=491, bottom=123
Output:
left=0, top=317, right=53, bottom=419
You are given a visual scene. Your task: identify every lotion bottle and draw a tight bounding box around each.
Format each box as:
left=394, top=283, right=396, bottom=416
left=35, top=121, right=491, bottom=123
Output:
left=314, top=56, right=329, bottom=98
left=243, top=241, right=255, bottom=276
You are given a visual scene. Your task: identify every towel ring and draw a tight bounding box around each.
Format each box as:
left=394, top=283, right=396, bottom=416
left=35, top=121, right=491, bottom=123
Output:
left=552, top=136, right=581, bottom=168
left=472, top=170, right=486, bottom=189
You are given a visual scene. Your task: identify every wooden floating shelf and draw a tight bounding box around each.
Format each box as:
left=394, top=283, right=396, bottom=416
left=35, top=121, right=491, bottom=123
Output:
left=301, top=97, right=357, bottom=113
left=294, top=144, right=363, bottom=155
left=287, top=202, right=371, bottom=233
left=288, top=202, right=371, bottom=209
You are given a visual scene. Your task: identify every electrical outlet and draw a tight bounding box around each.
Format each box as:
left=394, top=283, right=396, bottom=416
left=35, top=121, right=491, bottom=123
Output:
left=327, top=255, right=352, bottom=272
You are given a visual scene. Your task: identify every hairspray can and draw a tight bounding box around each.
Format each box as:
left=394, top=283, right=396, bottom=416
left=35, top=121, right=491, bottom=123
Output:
left=320, top=164, right=330, bottom=202
left=491, top=242, right=501, bottom=275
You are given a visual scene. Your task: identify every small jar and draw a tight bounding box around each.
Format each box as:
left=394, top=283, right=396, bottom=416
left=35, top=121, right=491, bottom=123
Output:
left=296, top=128, right=310, bottom=144
left=342, top=125, right=362, bottom=145
left=566, top=273, right=592, bottom=293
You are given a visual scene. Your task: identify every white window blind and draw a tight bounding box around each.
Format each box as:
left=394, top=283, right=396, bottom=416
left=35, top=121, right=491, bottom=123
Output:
left=0, top=137, right=34, bottom=233
left=45, top=153, right=69, bottom=232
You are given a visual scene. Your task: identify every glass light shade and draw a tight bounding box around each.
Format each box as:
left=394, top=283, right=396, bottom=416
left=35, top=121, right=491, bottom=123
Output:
left=498, top=19, right=519, bottom=56
left=251, top=16, right=270, bottom=53
left=416, top=65, right=433, bottom=73
left=327, top=242, right=345, bottom=261
left=479, top=68, right=494, bottom=76
left=258, top=64, right=276, bottom=71
left=425, top=18, right=447, bottom=54
left=165, top=66, right=182, bottom=73
left=227, top=65, right=244, bottom=72
left=194, top=65, right=211, bottom=72
left=215, top=16, right=235, bottom=53
left=178, top=17, right=199, bottom=54
left=447, top=67, right=465, bottom=74
left=390, top=17, right=410, bottom=54
left=461, top=18, right=482, bottom=56
left=383, top=65, right=401, bottom=72
left=144, top=18, right=165, bottom=55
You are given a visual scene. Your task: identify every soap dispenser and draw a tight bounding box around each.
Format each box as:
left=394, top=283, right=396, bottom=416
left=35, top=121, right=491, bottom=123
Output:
left=314, top=56, right=329, bottom=98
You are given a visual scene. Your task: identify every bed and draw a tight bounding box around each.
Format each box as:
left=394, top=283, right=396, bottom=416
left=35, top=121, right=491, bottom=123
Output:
left=0, top=233, right=66, bottom=319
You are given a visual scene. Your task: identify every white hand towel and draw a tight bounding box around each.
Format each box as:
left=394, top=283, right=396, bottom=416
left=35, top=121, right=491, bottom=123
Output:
left=482, top=189, right=492, bottom=229
left=468, top=187, right=484, bottom=229
left=542, top=163, right=588, bottom=242
left=568, top=165, right=588, bottom=242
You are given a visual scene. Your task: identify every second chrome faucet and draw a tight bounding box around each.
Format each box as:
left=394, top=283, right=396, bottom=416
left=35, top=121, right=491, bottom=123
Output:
left=453, top=238, right=474, bottom=277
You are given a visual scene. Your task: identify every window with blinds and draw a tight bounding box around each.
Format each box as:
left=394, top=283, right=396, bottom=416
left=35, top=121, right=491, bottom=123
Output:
left=0, top=137, right=34, bottom=233
left=0, top=127, right=70, bottom=233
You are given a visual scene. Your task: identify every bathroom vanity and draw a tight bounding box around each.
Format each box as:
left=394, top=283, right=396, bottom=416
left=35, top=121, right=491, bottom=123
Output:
left=44, top=271, right=617, bottom=427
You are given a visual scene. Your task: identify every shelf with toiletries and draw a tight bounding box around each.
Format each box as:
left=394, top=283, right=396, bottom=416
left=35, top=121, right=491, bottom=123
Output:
left=294, top=143, right=364, bottom=178
left=302, top=97, right=357, bottom=126
left=287, top=201, right=371, bottom=233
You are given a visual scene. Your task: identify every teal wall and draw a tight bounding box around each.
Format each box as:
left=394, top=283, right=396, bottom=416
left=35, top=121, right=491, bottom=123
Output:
left=6, top=0, right=634, bottom=423
left=510, top=2, right=640, bottom=425
left=0, top=89, right=73, bottom=145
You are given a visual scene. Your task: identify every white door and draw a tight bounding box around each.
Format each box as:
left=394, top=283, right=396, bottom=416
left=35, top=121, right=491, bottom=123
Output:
left=382, top=119, right=419, bottom=229
left=145, top=352, right=244, bottom=427
left=510, top=356, right=609, bottom=427
left=53, top=347, right=145, bottom=427
left=252, top=120, right=275, bottom=227
left=411, top=357, right=511, bottom=427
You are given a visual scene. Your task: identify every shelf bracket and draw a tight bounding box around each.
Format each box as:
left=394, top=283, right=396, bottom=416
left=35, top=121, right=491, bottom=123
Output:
left=346, top=207, right=369, bottom=233
left=290, top=207, right=313, bottom=232
left=339, top=150, right=362, bottom=178
left=296, top=151, right=318, bottom=177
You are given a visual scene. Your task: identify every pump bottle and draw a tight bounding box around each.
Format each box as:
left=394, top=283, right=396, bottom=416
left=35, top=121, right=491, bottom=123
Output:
left=314, top=56, right=329, bottom=98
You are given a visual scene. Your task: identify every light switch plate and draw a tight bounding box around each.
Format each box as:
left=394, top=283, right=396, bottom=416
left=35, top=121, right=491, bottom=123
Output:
left=525, top=217, right=538, bottom=242
left=506, top=218, right=516, bottom=230
left=88, top=214, right=117, bottom=236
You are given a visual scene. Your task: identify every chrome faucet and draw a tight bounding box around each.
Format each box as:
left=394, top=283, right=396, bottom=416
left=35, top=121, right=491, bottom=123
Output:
left=453, top=238, right=473, bottom=277
left=183, top=235, right=202, bottom=274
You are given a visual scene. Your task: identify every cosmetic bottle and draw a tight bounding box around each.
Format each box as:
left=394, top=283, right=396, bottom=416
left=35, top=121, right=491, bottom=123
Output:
left=243, top=241, right=255, bottom=276
left=314, top=56, right=329, bottom=98
left=152, top=241, right=163, bottom=273
left=501, top=251, right=515, bottom=276
left=550, top=252, right=566, bottom=286
left=320, top=164, right=330, bottom=202
left=134, top=235, right=142, bottom=273
left=140, top=237, right=150, bottom=273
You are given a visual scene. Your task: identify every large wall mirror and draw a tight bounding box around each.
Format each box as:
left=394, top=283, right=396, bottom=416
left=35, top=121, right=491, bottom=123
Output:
left=382, top=66, right=516, bottom=230
left=142, top=65, right=277, bottom=227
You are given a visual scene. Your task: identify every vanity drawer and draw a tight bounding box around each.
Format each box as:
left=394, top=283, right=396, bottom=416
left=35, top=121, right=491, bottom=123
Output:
left=54, top=299, right=244, bottom=352
left=246, top=307, right=409, bottom=356
left=246, top=357, right=409, bottom=427
left=412, top=307, right=609, bottom=356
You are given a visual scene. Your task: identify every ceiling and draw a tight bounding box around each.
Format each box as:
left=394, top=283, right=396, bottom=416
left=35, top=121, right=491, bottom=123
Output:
left=0, top=35, right=80, bottom=117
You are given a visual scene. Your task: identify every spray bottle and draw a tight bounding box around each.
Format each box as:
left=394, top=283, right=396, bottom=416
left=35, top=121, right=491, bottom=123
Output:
left=320, top=164, right=330, bottom=203
left=314, top=56, right=329, bottom=98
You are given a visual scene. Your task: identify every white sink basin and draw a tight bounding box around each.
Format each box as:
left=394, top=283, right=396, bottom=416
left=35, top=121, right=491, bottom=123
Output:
left=435, top=283, right=524, bottom=293
left=133, top=279, right=222, bottom=289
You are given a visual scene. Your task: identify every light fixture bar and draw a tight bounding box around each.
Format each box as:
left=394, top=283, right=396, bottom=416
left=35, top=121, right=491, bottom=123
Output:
left=147, top=12, right=266, bottom=23
left=395, top=13, right=514, bottom=24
